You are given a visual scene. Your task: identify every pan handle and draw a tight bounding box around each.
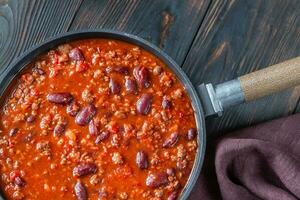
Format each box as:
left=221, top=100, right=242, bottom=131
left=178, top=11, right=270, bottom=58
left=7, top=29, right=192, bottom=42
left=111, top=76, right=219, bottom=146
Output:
left=198, top=57, right=300, bottom=117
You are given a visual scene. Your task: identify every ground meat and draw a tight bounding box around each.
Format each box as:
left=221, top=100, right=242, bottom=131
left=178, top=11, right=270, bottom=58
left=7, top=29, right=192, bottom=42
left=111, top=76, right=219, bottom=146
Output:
left=112, top=152, right=123, bottom=165
left=40, top=115, right=52, bottom=130
left=160, top=72, right=172, bottom=87
left=176, top=145, right=188, bottom=169
left=12, top=191, right=24, bottom=200
left=57, top=44, right=72, bottom=54
left=82, top=88, right=94, bottom=103
left=111, top=134, right=121, bottom=147
left=36, top=141, right=51, bottom=156
left=114, top=110, right=126, bottom=119
left=172, top=89, right=183, bottom=99
left=65, top=129, right=77, bottom=142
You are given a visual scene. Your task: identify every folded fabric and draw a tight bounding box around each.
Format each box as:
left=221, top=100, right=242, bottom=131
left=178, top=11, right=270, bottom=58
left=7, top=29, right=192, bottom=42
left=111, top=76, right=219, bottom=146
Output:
left=189, top=114, right=300, bottom=200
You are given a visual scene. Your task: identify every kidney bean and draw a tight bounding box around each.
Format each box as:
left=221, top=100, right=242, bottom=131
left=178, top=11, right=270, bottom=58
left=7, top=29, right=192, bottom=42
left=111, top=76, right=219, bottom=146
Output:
left=69, top=48, right=84, bottom=61
left=67, top=101, right=80, bottom=117
left=14, top=176, right=26, bottom=187
left=75, top=104, right=97, bottom=126
left=53, top=123, right=66, bottom=137
left=95, top=131, right=110, bottom=144
left=125, top=77, right=138, bottom=94
left=47, top=92, right=73, bottom=105
left=133, top=66, right=150, bottom=88
left=74, top=181, right=87, bottom=200
left=109, top=78, right=121, bottom=95
left=162, top=97, right=172, bottom=109
left=166, top=168, right=176, bottom=176
left=146, top=172, right=169, bottom=188
left=106, top=66, right=129, bottom=75
left=187, top=128, right=197, bottom=140
left=115, top=66, right=129, bottom=74
left=88, top=119, right=99, bottom=136
left=73, top=163, right=97, bottom=177
left=9, top=128, right=19, bottom=137
left=163, top=132, right=179, bottom=148
left=167, top=191, right=178, bottom=200
left=26, top=115, right=36, bottom=123
left=136, top=151, right=149, bottom=169
left=136, top=94, right=152, bottom=115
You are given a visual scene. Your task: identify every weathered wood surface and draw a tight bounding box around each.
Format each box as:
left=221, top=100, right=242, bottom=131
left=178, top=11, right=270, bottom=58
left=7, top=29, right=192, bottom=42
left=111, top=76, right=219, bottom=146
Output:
left=182, top=0, right=300, bottom=137
left=69, top=0, right=210, bottom=65
left=1, top=0, right=300, bottom=199
left=0, top=0, right=83, bottom=71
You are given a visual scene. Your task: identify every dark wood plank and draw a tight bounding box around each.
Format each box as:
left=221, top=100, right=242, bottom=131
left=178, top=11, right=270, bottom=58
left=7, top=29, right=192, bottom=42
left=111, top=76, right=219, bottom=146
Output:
left=69, top=0, right=211, bottom=65
left=0, top=0, right=83, bottom=72
left=182, top=0, right=300, bottom=137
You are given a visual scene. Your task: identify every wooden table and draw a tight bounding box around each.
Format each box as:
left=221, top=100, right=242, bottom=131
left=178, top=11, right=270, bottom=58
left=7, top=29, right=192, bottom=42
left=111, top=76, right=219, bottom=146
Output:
left=0, top=0, right=299, bottom=199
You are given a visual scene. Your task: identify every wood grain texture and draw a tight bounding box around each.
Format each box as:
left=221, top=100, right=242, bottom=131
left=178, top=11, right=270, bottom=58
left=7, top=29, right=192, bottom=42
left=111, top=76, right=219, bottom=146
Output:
left=182, top=0, right=300, bottom=136
left=69, top=0, right=211, bottom=65
left=0, top=0, right=83, bottom=72
left=1, top=1, right=300, bottom=199
left=240, top=56, right=300, bottom=101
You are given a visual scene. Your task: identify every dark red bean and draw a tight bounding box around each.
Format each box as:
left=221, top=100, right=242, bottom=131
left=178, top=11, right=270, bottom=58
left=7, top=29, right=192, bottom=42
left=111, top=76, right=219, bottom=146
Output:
left=187, top=128, right=197, bottom=140
left=67, top=101, right=80, bottom=117
left=9, top=128, right=19, bottom=137
left=146, top=172, right=169, bottom=188
left=26, top=115, right=36, bottom=123
left=133, top=66, right=150, bottom=88
left=47, top=92, right=73, bottom=105
left=167, top=191, right=178, bottom=200
left=163, top=132, right=179, bottom=148
left=75, top=104, right=97, bottom=126
left=136, top=151, right=149, bottom=169
left=69, top=48, right=84, bottom=61
left=95, top=131, right=110, bottom=144
left=73, top=163, right=97, bottom=177
left=136, top=94, right=152, bottom=115
left=166, top=168, right=176, bottom=176
left=88, top=119, right=98, bottom=136
left=162, top=97, right=172, bottom=109
left=106, top=66, right=129, bottom=75
left=125, top=77, right=138, bottom=94
left=115, top=66, right=129, bottom=74
left=109, top=78, right=121, bottom=95
left=74, top=181, right=87, bottom=200
left=53, top=123, right=66, bottom=137
left=14, top=176, right=26, bottom=187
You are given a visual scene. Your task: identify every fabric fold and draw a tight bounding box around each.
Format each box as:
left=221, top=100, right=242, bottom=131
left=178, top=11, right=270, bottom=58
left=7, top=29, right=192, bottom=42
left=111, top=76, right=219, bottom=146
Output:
left=191, top=114, right=300, bottom=200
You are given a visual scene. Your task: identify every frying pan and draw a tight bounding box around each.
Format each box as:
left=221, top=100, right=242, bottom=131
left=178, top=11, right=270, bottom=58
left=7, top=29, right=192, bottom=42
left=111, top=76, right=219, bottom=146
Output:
left=0, top=30, right=300, bottom=200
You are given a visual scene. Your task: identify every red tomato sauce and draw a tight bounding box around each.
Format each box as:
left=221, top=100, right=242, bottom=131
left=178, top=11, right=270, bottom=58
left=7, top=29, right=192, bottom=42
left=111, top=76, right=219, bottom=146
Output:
left=0, top=39, right=198, bottom=200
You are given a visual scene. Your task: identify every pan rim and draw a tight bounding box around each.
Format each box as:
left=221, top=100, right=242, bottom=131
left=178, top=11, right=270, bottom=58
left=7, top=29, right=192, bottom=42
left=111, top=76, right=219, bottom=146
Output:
left=0, top=29, right=206, bottom=200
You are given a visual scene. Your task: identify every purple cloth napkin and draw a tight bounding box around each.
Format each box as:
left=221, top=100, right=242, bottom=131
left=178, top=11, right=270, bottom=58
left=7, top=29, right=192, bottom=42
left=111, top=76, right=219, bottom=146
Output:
left=190, top=114, right=300, bottom=200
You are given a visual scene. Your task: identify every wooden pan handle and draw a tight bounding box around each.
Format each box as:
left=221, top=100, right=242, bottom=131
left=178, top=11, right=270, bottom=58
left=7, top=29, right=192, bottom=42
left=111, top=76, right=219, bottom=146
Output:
left=239, top=57, right=300, bottom=101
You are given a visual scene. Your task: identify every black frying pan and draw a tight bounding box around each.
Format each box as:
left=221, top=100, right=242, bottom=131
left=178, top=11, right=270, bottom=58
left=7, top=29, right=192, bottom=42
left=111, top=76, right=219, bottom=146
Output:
left=1, top=30, right=299, bottom=200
